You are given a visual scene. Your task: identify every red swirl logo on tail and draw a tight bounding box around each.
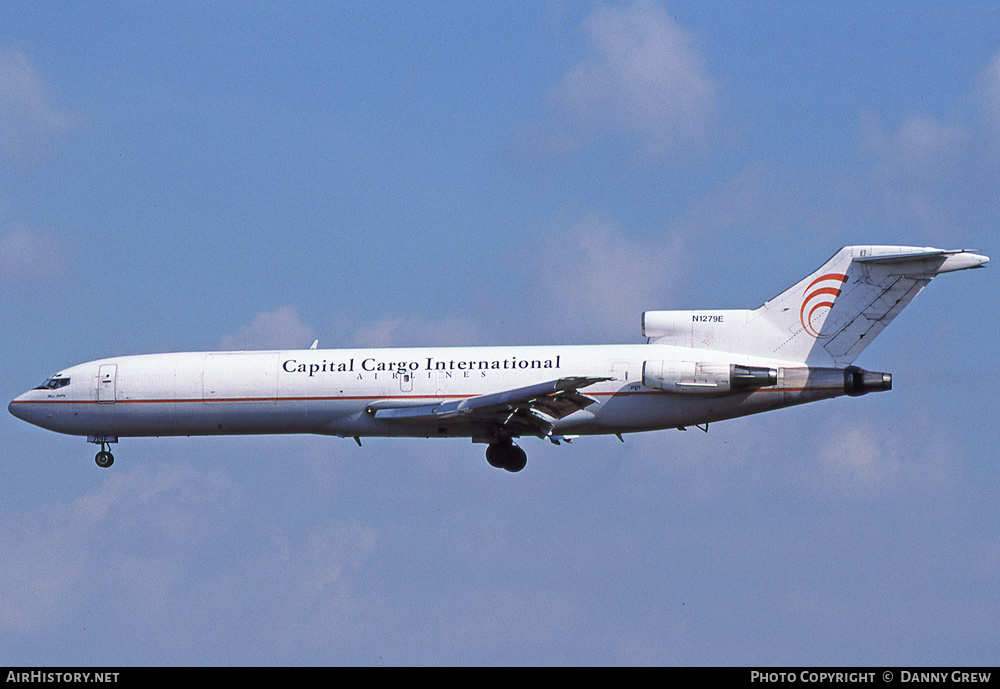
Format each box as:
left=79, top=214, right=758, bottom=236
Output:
left=800, top=273, right=847, bottom=338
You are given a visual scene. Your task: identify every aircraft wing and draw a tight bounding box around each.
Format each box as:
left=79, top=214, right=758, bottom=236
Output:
left=368, top=376, right=610, bottom=437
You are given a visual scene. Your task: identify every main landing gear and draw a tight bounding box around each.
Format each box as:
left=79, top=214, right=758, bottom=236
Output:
left=485, top=440, right=527, bottom=473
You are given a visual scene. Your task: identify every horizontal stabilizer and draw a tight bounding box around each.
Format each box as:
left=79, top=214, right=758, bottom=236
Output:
left=853, top=247, right=988, bottom=272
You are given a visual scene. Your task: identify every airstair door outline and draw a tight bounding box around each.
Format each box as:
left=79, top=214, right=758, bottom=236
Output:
left=612, top=360, right=630, bottom=382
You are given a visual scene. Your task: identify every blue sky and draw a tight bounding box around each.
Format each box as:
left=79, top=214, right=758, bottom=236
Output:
left=1, top=1, right=998, bottom=665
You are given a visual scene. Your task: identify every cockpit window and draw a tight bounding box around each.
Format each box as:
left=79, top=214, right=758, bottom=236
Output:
left=35, top=377, right=71, bottom=390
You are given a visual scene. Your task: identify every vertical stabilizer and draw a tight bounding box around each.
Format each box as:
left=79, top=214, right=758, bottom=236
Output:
left=643, top=246, right=988, bottom=365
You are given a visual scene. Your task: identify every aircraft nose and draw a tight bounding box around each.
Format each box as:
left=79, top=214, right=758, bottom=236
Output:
left=9, top=392, right=34, bottom=423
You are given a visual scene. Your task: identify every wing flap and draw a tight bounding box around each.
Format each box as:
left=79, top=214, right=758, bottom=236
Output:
left=368, top=376, right=610, bottom=435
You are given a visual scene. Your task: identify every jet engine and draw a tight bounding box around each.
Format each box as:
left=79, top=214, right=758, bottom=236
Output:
left=844, top=366, right=892, bottom=396
left=642, top=361, right=778, bottom=394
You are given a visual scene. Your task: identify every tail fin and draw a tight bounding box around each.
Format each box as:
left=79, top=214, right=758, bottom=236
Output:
left=643, top=246, right=988, bottom=365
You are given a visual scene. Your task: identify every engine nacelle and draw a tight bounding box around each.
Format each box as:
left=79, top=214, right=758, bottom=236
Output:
left=642, top=360, right=777, bottom=394
left=844, top=366, right=893, bottom=396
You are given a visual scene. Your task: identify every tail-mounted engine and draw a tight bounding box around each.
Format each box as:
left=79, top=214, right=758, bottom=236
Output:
left=844, top=366, right=892, bottom=396
left=642, top=361, right=777, bottom=394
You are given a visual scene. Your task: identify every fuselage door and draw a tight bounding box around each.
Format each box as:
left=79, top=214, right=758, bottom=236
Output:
left=399, top=370, right=414, bottom=393
left=435, top=369, right=449, bottom=398
left=612, top=360, right=630, bottom=382
left=203, top=352, right=279, bottom=403
left=97, top=364, right=117, bottom=404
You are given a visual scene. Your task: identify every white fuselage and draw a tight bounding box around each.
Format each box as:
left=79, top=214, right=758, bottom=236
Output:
left=9, top=344, right=850, bottom=442
left=8, top=244, right=979, bottom=471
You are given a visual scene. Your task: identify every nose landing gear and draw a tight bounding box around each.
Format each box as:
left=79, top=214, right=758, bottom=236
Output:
left=485, top=440, right=527, bottom=473
left=88, top=435, right=117, bottom=469
left=95, top=447, right=114, bottom=468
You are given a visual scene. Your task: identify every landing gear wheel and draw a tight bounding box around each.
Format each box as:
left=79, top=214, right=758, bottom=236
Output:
left=485, top=441, right=527, bottom=473
left=504, top=445, right=527, bottom=473
left=486, top=444, right=505, bottom=469
left=95, top=450, right=114, bottom=468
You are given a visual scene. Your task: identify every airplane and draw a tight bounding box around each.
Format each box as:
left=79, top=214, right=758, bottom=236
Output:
left=8, top=245, right=988, bottom=472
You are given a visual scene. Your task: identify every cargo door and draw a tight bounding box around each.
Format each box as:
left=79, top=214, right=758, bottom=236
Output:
left=203, top=353, right=279, bottom=403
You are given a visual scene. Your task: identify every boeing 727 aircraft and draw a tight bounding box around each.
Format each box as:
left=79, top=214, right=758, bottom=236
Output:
left=8, top=245, right=988, bottom=472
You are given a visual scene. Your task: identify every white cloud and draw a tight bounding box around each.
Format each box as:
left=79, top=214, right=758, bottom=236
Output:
left=738, top=406, right=962, bottom=501
left=219, top=306, right=316, bottom=350
left=239, top=519, right=379, bottom=657
left=0, top=46, right=81, bottom=168
left=0, top=223, right=66, bottom=282
left=535, top=1, right=717, bottom=155
left=859, top=110, right=987, bottom=237
left=0, top=458, right=381, bottom=655
left=0, top=463, right=241, bottom=634
left=860, top=111, right=971, bottom=183
left=347, top=313, right=485, bottom=348
left=973, top=47, right=1000, bottom=141
left=526, top=211, right=686, bottom=343
left=855, top=48, right=1000, bottom=241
